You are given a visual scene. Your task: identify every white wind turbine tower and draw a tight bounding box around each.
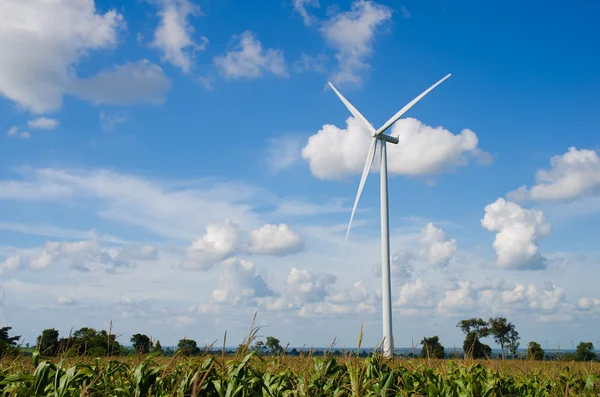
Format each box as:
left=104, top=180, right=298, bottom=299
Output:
left=328, top=73, right=451, bottom=357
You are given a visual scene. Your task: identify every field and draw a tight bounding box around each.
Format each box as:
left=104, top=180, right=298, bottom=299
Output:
left=1, top=351, right=600, bottom=396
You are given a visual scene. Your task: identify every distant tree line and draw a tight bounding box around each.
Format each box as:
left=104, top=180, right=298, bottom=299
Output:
left=1, top=322, right=598, bottom=362
left=419, top=316, right=598, bottom=362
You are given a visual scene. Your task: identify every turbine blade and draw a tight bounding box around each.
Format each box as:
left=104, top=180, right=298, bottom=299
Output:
left=328, top=82, right=377, bottom=136
left=346, top=137, right=378, bottom=242
left=376, top=73, right=451, bottom=136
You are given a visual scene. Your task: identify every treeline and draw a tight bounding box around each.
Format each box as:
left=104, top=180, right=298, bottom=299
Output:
left=418, top=316, right=598, bottom=361
left=1, top=319, right=598, bottom=362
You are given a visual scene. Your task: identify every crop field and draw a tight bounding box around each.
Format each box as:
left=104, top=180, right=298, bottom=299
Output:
left=1, top=351, right=600, bottom=396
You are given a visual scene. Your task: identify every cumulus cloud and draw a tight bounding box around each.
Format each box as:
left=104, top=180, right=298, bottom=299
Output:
left=286, top=268, right=336, bottom=304
left=182, top=220, right=243, bottom=270
left=418, top=223, right=456, bottom=267
left=508, top=147, right=600, bottom=202
left=70, top=60, right=171, bottom=106
left=210, top=257, right=273, bottom=304
left=437, top=281, right=478, bottom=313
left=214, top=31, right=287, bottom=79
left=28, top=117, right=59, bottom=130
left=182, top=221, right=304, bottom=270
left=293, top=0, right=320, bottom=26
left=0, top=256, right=21, bottom=277
left=302, top=117, right=489, bottom=180
left=396, top=279, right=436, bottom=308
left=481, top=198, right=551, bottom=270
left=0, top=0, right=124, bottom=113
left=249, top=224, right=304, bottom=255
left=320, top=0, right=391, bottom=86
left=577, top=297, right=600, bottom=313
left=151, top=0, right=208, bottom=73
left=372, top=248, right=414, bottom=278
left=501, top=283, right=568, bottom=314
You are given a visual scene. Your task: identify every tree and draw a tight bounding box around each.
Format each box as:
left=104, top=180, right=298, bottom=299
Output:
left=575, top=342, right=596, bottom=362
left=458, top=318, right=490, bottom=338
left=0, top=326, right=20, bottom=346
left=152, top=340, right=163, bottom=355
left=36, top=328, right=59, bottom=356
left=177, top=338, right=200, bottom=356
left=489, top=317, right=519, bottom=359
left=420, top=336, right=445, bottom=359
left=526, top=341, right=544, bottom=360
left=62, top=327, right=122, bottom=356
left=506, top=327, right=520, bottom=358
left=0, top=326, right=20, bottom=356
left=253, top=340, right=266, bottom=353
left=130, top=333, right=152, bottom=354
left=265, top=336, right=282, bottom=354
left=457, top=318, right=490, bottom=359
left=463, top=332, right=492, bottom=359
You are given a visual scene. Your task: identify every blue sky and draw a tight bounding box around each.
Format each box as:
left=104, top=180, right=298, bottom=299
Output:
left=1, top=0, right=600, bottom=351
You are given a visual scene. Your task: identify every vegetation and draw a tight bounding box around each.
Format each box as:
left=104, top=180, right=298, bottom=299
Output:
left=420, top=335, right=445, bottom=359
left=130, top=333, right=152, bottom=355
left=576, top=342, right=597, bottom=362
left=0, top=327, right=20, bottom=357
left=457, top=318, right=492, bottom=359
left=1, top=351, right=600, bottom=396
left=527, top=341, right=545, bottom=360
left=0, top=318, right=598, bottom=395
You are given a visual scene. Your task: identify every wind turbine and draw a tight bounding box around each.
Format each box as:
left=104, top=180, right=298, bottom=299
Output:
left=327, top=73, right=451, bottom=357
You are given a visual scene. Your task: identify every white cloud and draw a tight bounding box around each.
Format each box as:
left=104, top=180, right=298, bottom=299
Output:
left=182, top=220, right=244, bottom=270
left=249, top=224, right=304, bottom=256
left=501, top=283, right=569, bottom=315
left=418, top=223, right=456, bottom=267
left=320, top=0, right=391, bottom=86
left=28, top=117, right=59, bottom=130
left=0, top=239, right=156, bottom=275
left=0, top=0, right=124, bottom=113
left=437, top=281, right=477, bottom=313
left=286, top=268, right=336, bottom=304
left=0, top=168, right=262, bottom=240
left=577, top=297, right=600, bottom=313
left=151, top=0, right=208, bottom=73
left=508, top=147, right=600, bottom=202
left=6, top=126, right=30, bottom=139
left=0, top=255, right=21, bottom=277
left=396, top=279, right=436, bottom=308
left=372, top=248, right=414, bottom=278
left=70, top=60, right=171, bottom=106
left=214, top=31, right=287, bottom=79
left=182, top=221, right=304, bottom=270
left=210, top=257, right=273, bottom=305
left=293, top=0, right=320, bottom=26
left=302, top=117, right=489, bottom=180
left=481, top=198, right=551, bottom=270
